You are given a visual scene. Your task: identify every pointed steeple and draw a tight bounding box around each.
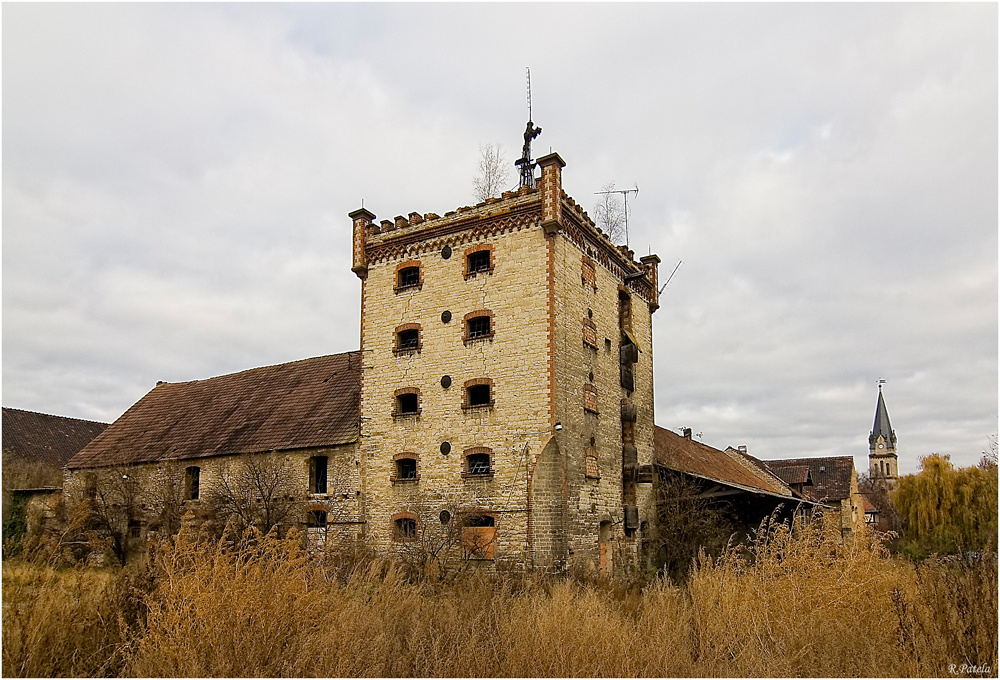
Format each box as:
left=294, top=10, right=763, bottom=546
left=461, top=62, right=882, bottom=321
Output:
left=870, top=387, right=896, bottom=449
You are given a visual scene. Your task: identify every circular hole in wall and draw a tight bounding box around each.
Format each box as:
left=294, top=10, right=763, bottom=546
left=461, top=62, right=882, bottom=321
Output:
left=439, top=510, right=451, bottom=524
left=440, top=441, right=451, bottom=455
left=442, top=245, right=452, bottom=259
left=441, top=310, right=452, bottom=323
left=441, top=375, right=452, bottom=388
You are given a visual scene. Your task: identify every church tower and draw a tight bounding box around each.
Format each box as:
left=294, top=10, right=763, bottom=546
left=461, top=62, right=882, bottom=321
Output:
left=868, top=384, right=898, bottom=489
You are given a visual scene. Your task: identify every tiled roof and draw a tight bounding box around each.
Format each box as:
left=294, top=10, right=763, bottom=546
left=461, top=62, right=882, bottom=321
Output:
left=2, top=408, right=108, bottom=468
left=653, top=426, right=794, bottom=498
left=765, top=462, right=813, bottom=486
left=67, top=352, right=360, bottom=469
left=762, top=456, right=856, bottom=502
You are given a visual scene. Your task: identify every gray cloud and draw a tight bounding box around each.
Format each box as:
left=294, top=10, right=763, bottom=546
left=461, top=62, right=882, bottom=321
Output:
left=3, top=4, right=996, bottom=474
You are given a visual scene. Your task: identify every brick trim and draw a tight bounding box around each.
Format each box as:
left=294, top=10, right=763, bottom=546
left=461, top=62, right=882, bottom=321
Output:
left=394, top=260, right=423, bottom=293
left=581, top=255, right=597, bottom=290
left=584, top=383, right=599, bottom=414
left=391, top=452, right=421, bottom=483
left=393, top=322, right=423, bottom=355
left=585, top=448, right=601, bottom=479
left=393, top=386, right=422, bottom=417
left=391, top=511, right=420, bottom=541
left=583, top=317, right=598, bottom=349
left=462, top=446, right=494, bottom=478
left=462, top=378, right=495, bottom=409
left=463, top=243, right=496, bottom=279
left=463, top=309, right=495, bottom=343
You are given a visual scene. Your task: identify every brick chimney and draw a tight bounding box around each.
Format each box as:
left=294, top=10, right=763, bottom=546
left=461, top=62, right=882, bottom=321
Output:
left=537, top=152, right=565, bottom=237
left=349, top=208, right=376, bottom=279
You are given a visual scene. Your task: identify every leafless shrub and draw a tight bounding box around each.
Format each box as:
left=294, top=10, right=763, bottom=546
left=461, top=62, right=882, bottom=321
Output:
left=204, top=454, right=300, bottom=538
left=593, top=181, right=625, bottom=243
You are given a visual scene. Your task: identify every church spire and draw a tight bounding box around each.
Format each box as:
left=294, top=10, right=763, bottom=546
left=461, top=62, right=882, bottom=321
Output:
left=868, top=382, right=898, bottom=488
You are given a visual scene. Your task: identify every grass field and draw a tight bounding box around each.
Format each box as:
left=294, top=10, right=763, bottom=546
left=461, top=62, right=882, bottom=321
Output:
left=3, top=521, right=996, bottom=677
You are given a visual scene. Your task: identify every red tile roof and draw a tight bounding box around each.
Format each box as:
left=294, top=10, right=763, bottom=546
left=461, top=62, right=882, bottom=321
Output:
left=66, top=353, right=360, bottom=469
left=653, top=426, right=794, bottom=498
left=2, top=408, right=108, bottom=468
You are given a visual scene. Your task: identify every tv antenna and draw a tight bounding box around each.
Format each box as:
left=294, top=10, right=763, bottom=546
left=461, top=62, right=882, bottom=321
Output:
left=595, top=184, right=639, bottom=248
left=659, top=259, right=683, bottom=295
left=515, top=67, right=542, bottom=189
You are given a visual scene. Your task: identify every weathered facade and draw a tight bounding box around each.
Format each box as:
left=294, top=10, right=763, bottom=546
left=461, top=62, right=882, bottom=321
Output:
left=62, top=152, right=669, bottom=573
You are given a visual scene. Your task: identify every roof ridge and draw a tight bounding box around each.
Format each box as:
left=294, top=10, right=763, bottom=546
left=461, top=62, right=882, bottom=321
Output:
left=154, top=350, right=361, bottom=387
left=1, top=406, right=108, bottom=426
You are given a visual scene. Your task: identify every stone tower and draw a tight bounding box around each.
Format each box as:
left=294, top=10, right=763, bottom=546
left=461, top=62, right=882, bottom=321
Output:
left=349, top=152, right=660, bottom=573
left=868, top=385, right=898, bottom=489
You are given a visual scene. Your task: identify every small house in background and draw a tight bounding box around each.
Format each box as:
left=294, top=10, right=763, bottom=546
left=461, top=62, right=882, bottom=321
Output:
left=2, top=407, right=108, bottom=538
left=764, top=456, right=864, bottom=538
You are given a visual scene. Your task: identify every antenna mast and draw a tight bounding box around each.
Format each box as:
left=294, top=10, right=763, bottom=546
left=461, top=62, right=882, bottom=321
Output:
left=595, top=184, right=639, bottom=248
left=515, top=67, right=542, bottom=189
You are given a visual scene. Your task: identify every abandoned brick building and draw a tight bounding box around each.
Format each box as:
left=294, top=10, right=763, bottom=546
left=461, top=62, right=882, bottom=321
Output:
left=58, top=147, right=861, bottom=571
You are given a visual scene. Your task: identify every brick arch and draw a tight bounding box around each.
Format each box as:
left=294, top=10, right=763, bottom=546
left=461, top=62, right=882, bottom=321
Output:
left=463, top=243, right=495, bottom=278
left=390, top=511, right=419, bottom=541
left=394, top=259, right=423, bottom=292
left=462, top=446, right=494, bottom=477
left=462, top=378, right=494, bottom=409
left=463, top=309, right=495, bottom=342
left=393, top=386, right=422, bottom=417
left=391, top=452, right=420, bottom=483
left=393, top=322, right=423, bottom=354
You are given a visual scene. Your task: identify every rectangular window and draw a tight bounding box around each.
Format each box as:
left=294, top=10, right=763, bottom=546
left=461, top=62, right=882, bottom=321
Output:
left=467, top=453, right=491, bottom=475
left=394, top=517, right=417, bottom=540
left=397, top=329, right=419, bottom=350
left=396, top=457, right=418, bottom=480
left=467, top=384, right=491, bottom=407
left=462, top=515, right=496, bottom=559
left=398, top=266, right=420, bottom=288
left=309, top=456, right=328, bottom=494
left=467, top=250, right=491, bottom=273
left=396, top=393, right=419, bottom=415
left=468, top=316, right=491, bottom=339
left=185, top=466, right=200, bottom=501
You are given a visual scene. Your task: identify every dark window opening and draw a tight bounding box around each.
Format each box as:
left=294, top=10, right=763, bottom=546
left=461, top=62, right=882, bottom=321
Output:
left=308, top=510, right=327, bottom=528
left=396, top=458, right=418, bottom=480
left=185, top=466, right=200, bottom=501
left=129, top=520, right=141, bottom=539
left=395, top=517, right=417, bottom=540
left=467, top=453, right=492, bottom=475
left=309, top=456, right=328, bottom=494
left=467, top=316, right=491, bottom=339
left=467, top=249, right=491, bottom=274
left=396, top=393, right=419, bottom=414
left=398, top=266, right=420, bottom=288
left=467, top=384, right=491, bottom=407
left=397, top=329, right=419, bottom=350
left=465, top=514, right=495, bottom=527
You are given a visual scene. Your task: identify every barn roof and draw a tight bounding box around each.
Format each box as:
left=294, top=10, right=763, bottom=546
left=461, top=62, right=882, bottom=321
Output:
left=653, top=426, right=795, bottom=499
left=2, top=407, right=108, bottom=468
left=66, top=352, right=360, bottom=469
left=762, top=456, right=856, bottom=502
left=765, top=461, right=814, bottom=486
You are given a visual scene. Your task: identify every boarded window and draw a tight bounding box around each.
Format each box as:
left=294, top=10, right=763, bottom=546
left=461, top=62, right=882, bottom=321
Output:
left=462, top=515, right=496, bottom=559
left=184, top=466, right=200, bottom=501
left=309, top=456, right=328, bottom=494
left=584, top=383, right=599, bottom=413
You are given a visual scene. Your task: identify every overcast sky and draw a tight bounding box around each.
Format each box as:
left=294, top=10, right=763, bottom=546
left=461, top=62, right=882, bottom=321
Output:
left=3, top=3, right=996, bottom=474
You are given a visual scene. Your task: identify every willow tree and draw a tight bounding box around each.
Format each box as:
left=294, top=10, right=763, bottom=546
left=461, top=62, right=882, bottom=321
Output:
left=893, top=453, right=998, bottom=556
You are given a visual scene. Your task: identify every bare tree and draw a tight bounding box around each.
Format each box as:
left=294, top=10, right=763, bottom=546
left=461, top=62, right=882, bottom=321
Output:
left=473, top=142, right=510, bottom=202
left=649, top=470, right=735, bottom=582
left=87, top=466, right=148, bottom=564
left=207, top=454, right=300, bottom=537
left=593, top=181, right=626, bottom=243
left=857, top=471, right=903, bottom=534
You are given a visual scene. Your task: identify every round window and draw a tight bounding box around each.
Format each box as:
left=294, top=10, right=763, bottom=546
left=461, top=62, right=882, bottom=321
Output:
left=441, top=310, right=452, bottom=323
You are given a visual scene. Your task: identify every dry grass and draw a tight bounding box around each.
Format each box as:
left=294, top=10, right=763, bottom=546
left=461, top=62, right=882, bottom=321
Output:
left=3, top=519, right=997, bottom=677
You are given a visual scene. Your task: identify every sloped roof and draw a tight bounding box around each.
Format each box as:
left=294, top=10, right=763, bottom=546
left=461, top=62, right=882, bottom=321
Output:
left=870, top=389, right=896, bottom=447
left=653, top=426, right=794, bottom=498
left=765, top=461, right=813, bottom=486
left=2, top=408, right=108, bottom=468
left=67, top=352, right=360, bottom=469
left=762, top=456, right=855, bottom=502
